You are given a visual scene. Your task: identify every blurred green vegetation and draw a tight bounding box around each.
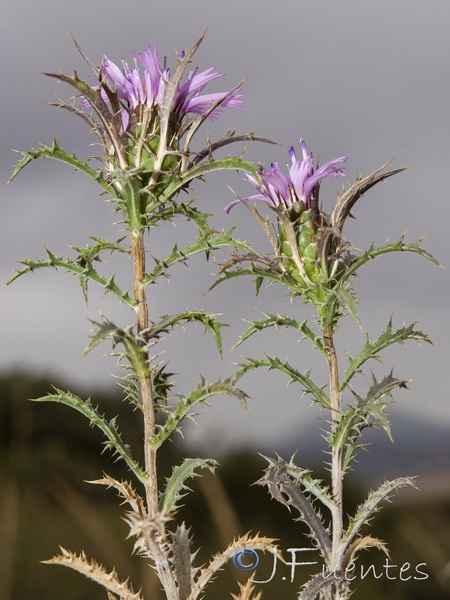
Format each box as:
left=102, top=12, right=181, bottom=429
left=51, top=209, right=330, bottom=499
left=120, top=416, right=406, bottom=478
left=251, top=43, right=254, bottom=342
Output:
left=1, top=372, right=449, bottom=600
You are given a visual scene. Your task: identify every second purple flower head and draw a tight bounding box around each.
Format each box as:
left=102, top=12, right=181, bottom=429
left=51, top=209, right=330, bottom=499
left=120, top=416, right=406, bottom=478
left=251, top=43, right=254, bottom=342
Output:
left=224, top=140, right=347, bottom=214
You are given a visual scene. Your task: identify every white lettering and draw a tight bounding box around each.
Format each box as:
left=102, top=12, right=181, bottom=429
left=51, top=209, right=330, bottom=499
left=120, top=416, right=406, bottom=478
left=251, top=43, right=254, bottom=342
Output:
left=286, top=548, right=318, bottom=583
left=414, top=563, right=429, bottom=581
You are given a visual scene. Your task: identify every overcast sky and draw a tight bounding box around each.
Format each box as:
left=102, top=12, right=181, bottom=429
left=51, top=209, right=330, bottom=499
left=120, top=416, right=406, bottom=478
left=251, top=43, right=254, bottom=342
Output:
left=1, top=0, right=449, bottom=455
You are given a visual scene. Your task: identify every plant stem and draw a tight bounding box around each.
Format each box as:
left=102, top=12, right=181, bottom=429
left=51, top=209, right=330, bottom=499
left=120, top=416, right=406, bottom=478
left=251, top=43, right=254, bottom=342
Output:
left=323, top=324, right=344, bottom=582
left=131, top=230, right=158, bottom=516
left=132, top=229, right=180, bottom=600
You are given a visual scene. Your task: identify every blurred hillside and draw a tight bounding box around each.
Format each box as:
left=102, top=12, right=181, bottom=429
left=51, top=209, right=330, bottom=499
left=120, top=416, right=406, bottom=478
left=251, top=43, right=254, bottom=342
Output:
left=1, top=372, right=449, bottom=600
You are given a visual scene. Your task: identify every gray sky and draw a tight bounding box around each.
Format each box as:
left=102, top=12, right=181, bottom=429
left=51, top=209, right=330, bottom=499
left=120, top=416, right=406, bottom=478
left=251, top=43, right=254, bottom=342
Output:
left=1, top=0, right=449, bottom=454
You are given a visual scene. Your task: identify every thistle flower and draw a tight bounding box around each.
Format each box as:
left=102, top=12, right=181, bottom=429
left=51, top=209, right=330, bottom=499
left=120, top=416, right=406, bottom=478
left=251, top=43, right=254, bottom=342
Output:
left=92, top=45, right=242, bottom=130
left=224, top=140, right=347, bottom=213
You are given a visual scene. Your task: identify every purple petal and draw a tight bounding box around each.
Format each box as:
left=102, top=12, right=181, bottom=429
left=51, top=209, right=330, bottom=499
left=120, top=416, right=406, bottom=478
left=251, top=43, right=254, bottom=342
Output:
left=181, top=91, right=242, bottom=118
left=224, top=194, right=273, bottom=213
left=300, top=139, right=308, bottom=160
left=288, top=146, right=297, bottom=163
left=102, top=56, right=128, bottom=88
left=177, top=68, right=223, bottom=103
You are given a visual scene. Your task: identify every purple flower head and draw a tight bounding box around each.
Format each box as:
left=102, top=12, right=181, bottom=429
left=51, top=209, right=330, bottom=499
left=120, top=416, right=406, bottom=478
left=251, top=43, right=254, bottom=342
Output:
left=173, top=67, right=242, bottom=119
left=92, top=44, right=242, bottom=128
left=224, top=140, right=347, bottom=214
left=102, top=45, right=167, bottom=112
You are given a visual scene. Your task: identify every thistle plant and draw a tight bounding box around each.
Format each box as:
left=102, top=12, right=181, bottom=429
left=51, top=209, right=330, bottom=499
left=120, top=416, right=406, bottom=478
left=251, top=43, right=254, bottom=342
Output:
left=220, top=141, right=438, bottom=599
left=6, top=35, right=277, bottom=600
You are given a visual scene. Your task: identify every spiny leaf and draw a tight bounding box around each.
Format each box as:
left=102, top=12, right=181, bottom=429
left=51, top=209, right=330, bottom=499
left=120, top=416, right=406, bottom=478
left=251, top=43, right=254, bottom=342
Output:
left=83, top=317, right=121, bottom=357
left=83, top=319, right=149, bottom=381
left=88, top=475, right=145, bottom=514
left=151, top=363, right=176, bottom=408
left=170, top=523, right=194, bottom=599
left=150, top=378, right=250, bottom=448
left=208, top=263, right=291, bottom=294
left=160, top=458, right=218, bottom=514
left=298, top=572, right=337, bottom=600
left=333, top=284, right=361, bottom=329
left=157, top=156, right=260, bottom=203
left=190, top=534, right=278, bottom=600
left=43, top=70, right=126, bottom=166
left=193, top=131, right=280, bottom=166
left=257, top=461, right=332, bottom=561
left=6, top=253, right=136, bottom=308
left=169, top=202, right=213, bottom=236
left=232, top=311, right=327, bottom=355
left=338, top=477, right=416, bottom=565
left=340, top=236, right=441, bottom=283
left=115, top=374, right=140, bottom=409
left=234, top=357, right=330, bottom=409
left=340, top=320, right=431, bottom=391
left=146, top=311, right=228, bottom=355
left=331, top=162, right=407, bottom=231
left=143, top=230, right=254, bottom=286
left=277, top=455, right=336, bottom=513
left=32, top=388, right=146, bottom=482
left=333, top=372, right=409, bottom=471
left=355, top=372, right=408, bottom=439
left=342, top=536, right=389, bottom=571
left=230, top=580, right=263, bottom=600
left=72, top=237, right=131, bottom=264
left=43, top=547, right=143, bottom=600
left=8, top=141, right=119, bottom=198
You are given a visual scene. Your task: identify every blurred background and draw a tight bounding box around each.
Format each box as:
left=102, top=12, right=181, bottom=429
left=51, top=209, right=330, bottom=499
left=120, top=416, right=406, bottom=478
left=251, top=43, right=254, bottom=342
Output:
left=1, top=0, right=449, bottom=598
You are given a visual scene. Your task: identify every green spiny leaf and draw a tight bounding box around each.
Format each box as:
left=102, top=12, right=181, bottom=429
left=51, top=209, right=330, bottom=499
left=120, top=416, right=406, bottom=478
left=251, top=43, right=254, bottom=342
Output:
left=339, top=477, right=417, bottom=563
left=8, top=141, right=119, bottom=199
left=84, top=318, right=149, bottom=380
left=340, top=320, right=431, bottom=391
left=341, top=236, right=441, bottom=283
left=151, top=363, right=176, bottom=407
left=146, top=311, right=227, bottom=356
left=6, top=253, right=137, bottom=308
left=143, top=230, right=253, bottom=286
left=281, top=456, right=336, bottom=513
left=33, top=388, right=146, bottom=482
left=170, top=202, right=213, bottom=237
left=234, top=356, right=331, bottom=409
left=150, top=378, right=249, bottom=448
left=232, top=310, right=327, bottom=355
left=160, top=458, right=218, bottom=514
left=156, top=157, right=259, bottom=204
left=333, top=284, right=361, bottom=329
left=332, top=372, right=409, bottom=472
left=208, top=265, right=290, bottom=294
left=83, top=317, right=121, bottom=357
left=71, top=237, right=131, bottom=264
